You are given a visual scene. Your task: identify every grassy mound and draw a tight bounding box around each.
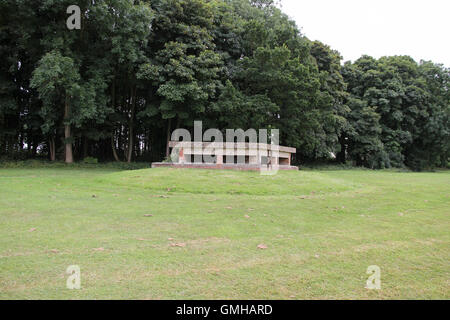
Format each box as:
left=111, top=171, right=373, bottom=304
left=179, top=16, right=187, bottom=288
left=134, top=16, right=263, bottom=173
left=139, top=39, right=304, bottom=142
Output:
left=0, top=167, right=448, bottom=299
left=99, top=168, right=361, bottom=196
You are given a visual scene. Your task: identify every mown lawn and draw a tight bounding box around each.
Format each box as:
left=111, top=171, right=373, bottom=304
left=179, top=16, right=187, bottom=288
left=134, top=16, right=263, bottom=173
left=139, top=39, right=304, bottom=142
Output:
left=0, top=167, right=449, bottom=299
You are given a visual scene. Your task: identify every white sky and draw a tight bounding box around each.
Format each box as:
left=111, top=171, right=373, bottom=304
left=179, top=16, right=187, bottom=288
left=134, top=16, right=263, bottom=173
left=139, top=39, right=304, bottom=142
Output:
left=279, top=0, right=450, bottom=66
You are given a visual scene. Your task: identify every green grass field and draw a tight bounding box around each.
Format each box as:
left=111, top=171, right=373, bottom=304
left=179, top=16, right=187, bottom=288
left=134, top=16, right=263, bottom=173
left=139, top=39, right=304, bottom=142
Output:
left=0, top=167, right=449, bottom=299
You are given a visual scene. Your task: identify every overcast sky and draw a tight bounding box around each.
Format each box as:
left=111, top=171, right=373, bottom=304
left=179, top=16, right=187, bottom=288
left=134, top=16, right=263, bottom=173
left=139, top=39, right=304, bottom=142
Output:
left=279, top=0, right=449, bottom=66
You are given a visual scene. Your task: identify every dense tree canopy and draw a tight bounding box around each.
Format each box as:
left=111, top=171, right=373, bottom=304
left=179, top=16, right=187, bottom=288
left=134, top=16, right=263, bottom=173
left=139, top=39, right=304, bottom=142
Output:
left=342, top=55, right=449, bottom=169
left=0, top=0, right=448, bottom=170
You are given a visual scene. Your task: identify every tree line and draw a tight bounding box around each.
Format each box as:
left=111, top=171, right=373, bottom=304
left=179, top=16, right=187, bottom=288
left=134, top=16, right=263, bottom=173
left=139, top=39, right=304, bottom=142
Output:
left=1, top=0, right=448, bottom=170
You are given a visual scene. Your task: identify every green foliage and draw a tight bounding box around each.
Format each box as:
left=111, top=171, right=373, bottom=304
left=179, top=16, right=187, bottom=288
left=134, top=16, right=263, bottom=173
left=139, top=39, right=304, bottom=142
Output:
left=342, top=56, right=449, bottom=170
left=30, top=50, right=80, bottom=133
left=82, top=157, right=98, bottom=164
left=0, top=160, right=149, bottom=170
left=0, top=0, right=448, bottom=170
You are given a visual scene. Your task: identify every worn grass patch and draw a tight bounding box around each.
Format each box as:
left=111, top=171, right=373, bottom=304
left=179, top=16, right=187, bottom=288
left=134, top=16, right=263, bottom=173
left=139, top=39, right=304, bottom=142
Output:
left=0, top=167, right=449, bottom=299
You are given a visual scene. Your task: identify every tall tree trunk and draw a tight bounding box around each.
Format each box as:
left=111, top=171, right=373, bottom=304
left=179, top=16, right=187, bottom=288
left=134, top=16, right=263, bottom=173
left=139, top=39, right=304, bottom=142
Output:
left=82, top=136, right=88, bottom=159
left=111, top=133, right=120, bottom=162
left=49, top=136, right=56, bottom=161
left=110, top=73, right=119, bottom=162
left=64, top=96, right=74, bottom=163
left=336, top=135, right=346, bottom=164
left=31, top=136, right=38, bottom=157
left=165, top=118, right=172, bottom=159
left=27, top=131, right=32, bottom=155
left=19, top=131, right=24, bottom=153
left=127, top=86, right=136, bottom=163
